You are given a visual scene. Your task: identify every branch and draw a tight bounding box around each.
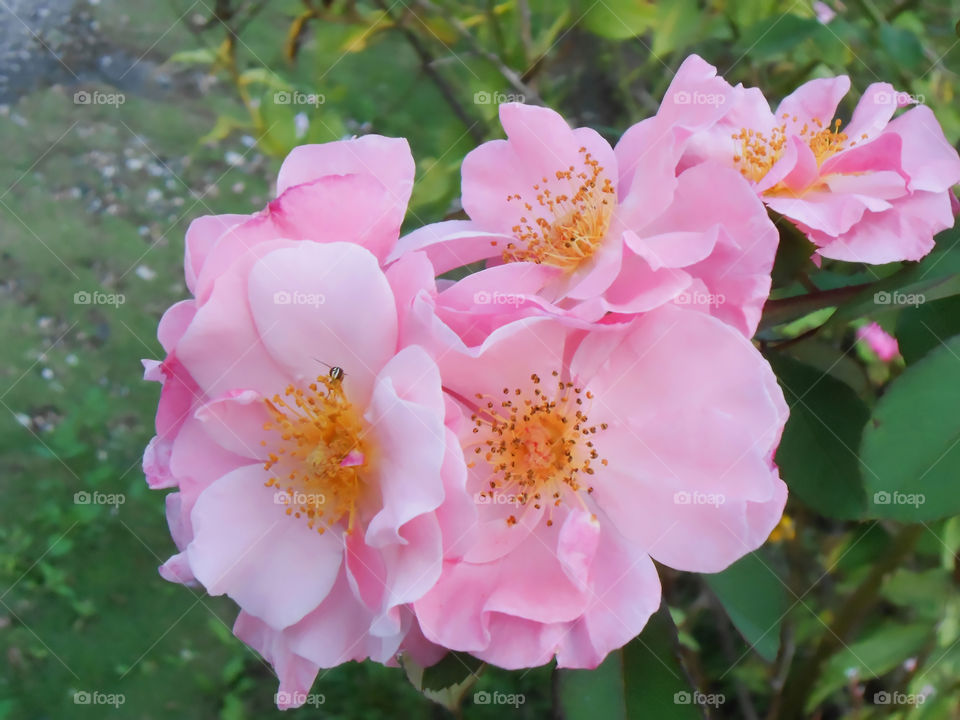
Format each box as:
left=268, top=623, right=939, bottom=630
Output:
left=414, top=0, right=544, bottom=106
left=375, top=0, right=484, bottom=143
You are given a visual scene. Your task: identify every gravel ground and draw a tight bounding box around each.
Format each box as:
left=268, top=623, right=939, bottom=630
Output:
left=0, top=0, right=195, bottom=105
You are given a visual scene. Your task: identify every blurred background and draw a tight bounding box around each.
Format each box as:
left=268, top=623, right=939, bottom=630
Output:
left=1, top=1, right=959, bottom=718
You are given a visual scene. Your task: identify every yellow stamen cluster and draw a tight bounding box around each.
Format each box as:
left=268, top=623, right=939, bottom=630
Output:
left=261, top=374, right=367, bottom=534
left=733, top=114, right=869, bottom=185
left=466, top=371, right=608, bottom=527
left=499, top=147, right=616, bottom=272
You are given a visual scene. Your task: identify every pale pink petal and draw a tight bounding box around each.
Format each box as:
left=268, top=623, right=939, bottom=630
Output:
left=186, top=464, right=344, bottom=629
left=776, top=76, right=851, bottom=128
left=233, top=612, right=321, bottom=710
left=276, top=135, right=414, bottom=202
left=184, top=214, right=248, bottom=295
left=246, top=242, right=399, bottom=407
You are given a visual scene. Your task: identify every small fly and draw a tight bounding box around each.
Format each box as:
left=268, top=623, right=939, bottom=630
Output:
left=314, top=359, right=345, bottom=385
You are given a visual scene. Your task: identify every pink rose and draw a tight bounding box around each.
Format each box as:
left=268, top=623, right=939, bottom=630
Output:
left=390, top=102, right=778, bottom=337
left=654, top=55, right=960, bottom=263
left=144, top=139, right=461, bottom=708
left=411, top=304, right=788, bottom=668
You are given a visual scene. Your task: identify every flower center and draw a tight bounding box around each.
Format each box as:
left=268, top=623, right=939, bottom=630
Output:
left=498, top=147, right=616, bottom=272
left=261, top=373, right=368, bottom=534
left=466, top=371, right=607, bottom=526
left=733, top=115, right=867, bottom=186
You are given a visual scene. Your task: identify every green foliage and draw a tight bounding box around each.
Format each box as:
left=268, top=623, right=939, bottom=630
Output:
left=860, top=335, right=960, bottom=521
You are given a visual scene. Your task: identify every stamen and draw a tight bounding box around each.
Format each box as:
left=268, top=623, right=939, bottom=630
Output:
left=733, top=115, right=853, bottom=186
left=498, top=147, right=616, bottom=271
left=468, top=371, right=607, bottom=526
left=261, top=374, right=368, bottom=534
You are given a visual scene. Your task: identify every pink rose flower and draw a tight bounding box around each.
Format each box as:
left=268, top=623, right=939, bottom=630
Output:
left=411, top=304, right=788, bottom=669
left=654, top=55, right=960, bottom=263
left=390, top=102, right=778, bottom=337
left=857, top=322, right=900, bottom=362
left=144, top=139, right=464, bottom=708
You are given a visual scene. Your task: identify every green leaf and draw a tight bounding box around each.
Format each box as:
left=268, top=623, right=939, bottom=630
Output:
left=896, top=295, right=960, bottom=364
left=557, top=606, right=702, bottom=719
left=581, top=0, right=656, bottom=40
left=557, top=652, right=627, bottom=719
left=167, top=48, right=217, bottom=65
left=400, top=651, right=483, bottom=713
left=878, top=25, right=926, bottom=71
left=705, top=551, right=788, bottom=662
left=809, top=624, right=932, bottom=710
left=768, top=353, right=869, bottom=519
left=651, top=0, right=701, bottom=56
left=735, top=15, right=822, bottom=59
left=882, top=568, right=953, bottom=619
left=421, top=651, right=484, bottom=692
left=861, top=335, right=960, bottom=521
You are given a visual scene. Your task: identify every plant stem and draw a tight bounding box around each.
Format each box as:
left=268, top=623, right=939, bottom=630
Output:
left=759, top=283, right=873, bottom=331
left=774, top=524, right=924, bottom=719
left=374, top=0, right=484, bottom=143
